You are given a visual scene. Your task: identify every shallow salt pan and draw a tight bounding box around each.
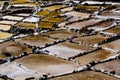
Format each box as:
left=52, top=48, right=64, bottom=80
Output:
left=65, top=11, right=90, bottom=18
left=42, top=42, right=92, bottom=58
left=101, top=39, right=120, bottom=51
left=2, top=16, right=24, bottom=21
left=81, top=1, right=104, bottom=5
left=13, top=13, right=30, bottom=17
left=49, top=71, right=119, bottom=80
left=12, top=3, right=40, bottom=7
left=13, top=54, right=79, bottom=75
left=0, top=24, right=12, bottom=30
left=93, top=58, right=120, bottom=76
left=0, top=20, right=18, bottom=25
left=15, top=35, right=55, bottom=47
left=23, top=16, right=40, bottom=23
left=44, top=5, right=66, bottom=11
left=61, top=7, right=73, bottom=12
left=81, top=1, right=120, bottom=5
left=0, top=63, right=41, bottom=80
left=0, top=32, right=13, bottom=39
left=66, top=19, right=101, bottom=29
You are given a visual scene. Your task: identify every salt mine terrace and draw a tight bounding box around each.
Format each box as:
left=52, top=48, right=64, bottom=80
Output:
left=0, top=0, right=120, bottom=80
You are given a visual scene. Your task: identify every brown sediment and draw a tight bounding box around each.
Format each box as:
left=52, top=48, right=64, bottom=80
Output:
left=100, top=11, right=120, bottom=17
left=101, top=39, right=120, bottom=51
left=66, top=19, right=101, bottom=29
left=14, top=54, right=79, bottom=75
left=36, top=10, right=62, bottom=17
left=16, top=22, right=35, bottom=29
left=49, top=71, right=119, bottom=80
left=73, top=34, right=108, bottom=45
left=93, top=59, right=120, bottom=76
left=36, top=10, right=50, bottom=17
left=93, top=20, right=114, bottom=28
left=64, top=11, right=91, bottom=18
left=38, top=21, right=55, bottom=29
left=104, top=26, right=120, bottom=34
left=74, top=5, right=100, bottom=12
left=15, top=35, right=55, bottom=47
left=42, top=29, right=81, bottom=39
left=88, top=20, right=114, bottom=31
left=76, top=49, right=116, bottom=65
left=62, top=42, right=91, bottom=50
left=0, top=41, right=32, bottom=59
left=42, top=17, right=64, bottom=23
left=44, top=5, right=66, bottom=11
left=47, top=11, right=62, bottom=17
